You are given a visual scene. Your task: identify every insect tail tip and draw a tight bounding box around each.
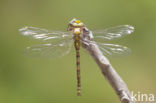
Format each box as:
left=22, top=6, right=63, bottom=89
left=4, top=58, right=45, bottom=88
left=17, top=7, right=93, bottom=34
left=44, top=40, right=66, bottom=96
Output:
left=77, top=90, right=81, bottom=96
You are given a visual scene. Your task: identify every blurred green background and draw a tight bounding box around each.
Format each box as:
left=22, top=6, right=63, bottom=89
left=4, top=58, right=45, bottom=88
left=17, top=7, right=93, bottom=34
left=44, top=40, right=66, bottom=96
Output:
left=0, top=0, right=156, bottom=103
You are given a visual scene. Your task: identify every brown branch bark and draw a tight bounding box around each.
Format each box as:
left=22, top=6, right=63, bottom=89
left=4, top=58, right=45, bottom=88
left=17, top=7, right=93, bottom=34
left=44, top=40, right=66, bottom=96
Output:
left=82, top=39, right=134, bottom=103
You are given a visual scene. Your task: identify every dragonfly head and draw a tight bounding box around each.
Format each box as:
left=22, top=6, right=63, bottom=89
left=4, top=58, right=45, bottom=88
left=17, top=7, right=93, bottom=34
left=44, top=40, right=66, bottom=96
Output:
left=69, top=18, right=84, bottom=27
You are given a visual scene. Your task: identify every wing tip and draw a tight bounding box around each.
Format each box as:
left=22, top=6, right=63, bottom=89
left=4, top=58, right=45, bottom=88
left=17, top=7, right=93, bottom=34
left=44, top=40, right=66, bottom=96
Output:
left=122, top=25, right=134, bottom=35
left=19, top=26, right=28, bottom=34
left=19, top=26, right=35, bottom=36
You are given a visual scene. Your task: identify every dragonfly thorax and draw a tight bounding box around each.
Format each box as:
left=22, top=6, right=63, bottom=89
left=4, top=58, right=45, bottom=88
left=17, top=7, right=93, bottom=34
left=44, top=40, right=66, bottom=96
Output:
left=74, top=28, right=81, bottom=35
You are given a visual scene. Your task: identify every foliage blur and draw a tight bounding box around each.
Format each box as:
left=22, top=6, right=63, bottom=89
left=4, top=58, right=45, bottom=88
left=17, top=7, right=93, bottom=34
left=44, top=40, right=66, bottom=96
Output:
left=0, top=0, right=156, bottom=103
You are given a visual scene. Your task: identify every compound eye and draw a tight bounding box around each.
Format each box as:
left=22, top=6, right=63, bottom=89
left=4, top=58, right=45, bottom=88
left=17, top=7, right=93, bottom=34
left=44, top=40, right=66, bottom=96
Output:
left=69, top=18, right=77, bottom=24
left=75, top=20, right=81, bottom=23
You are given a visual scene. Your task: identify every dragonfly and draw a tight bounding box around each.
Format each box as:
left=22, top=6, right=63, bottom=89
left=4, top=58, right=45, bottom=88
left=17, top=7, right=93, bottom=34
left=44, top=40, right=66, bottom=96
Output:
left=19, top=18, right=134, bottom=96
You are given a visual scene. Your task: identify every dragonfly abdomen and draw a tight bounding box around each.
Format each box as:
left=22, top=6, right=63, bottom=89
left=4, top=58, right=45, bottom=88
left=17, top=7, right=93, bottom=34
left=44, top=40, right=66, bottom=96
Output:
left=76, top=48, right=81, bottom=96
left=74, top=30, right=81, bottom=96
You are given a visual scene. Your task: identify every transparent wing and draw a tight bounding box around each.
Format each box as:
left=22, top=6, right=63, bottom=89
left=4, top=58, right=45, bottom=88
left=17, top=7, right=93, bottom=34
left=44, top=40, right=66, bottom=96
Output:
left=97, top=42, right=131, bottom=57
left=92, top=25, right=134, bottom=41
left=19, top=26, right=72, bottom=42
left=23, top=39, right=73, bottom=58
left=83, top=41, right=131, bottom=57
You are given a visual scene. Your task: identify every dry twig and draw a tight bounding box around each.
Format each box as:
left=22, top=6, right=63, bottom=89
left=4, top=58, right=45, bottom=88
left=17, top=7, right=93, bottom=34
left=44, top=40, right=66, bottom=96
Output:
left=82, top=39, right=134, bottom=103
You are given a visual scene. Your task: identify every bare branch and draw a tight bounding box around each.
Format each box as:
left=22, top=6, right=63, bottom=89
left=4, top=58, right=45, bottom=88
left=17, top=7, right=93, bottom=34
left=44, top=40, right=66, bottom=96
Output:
left=82, top=39, right=134, bottom=103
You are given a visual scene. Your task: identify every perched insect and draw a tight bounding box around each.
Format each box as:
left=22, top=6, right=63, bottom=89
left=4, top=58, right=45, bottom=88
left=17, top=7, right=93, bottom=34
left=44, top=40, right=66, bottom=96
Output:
left=19, top=18, right=134, bottom=96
